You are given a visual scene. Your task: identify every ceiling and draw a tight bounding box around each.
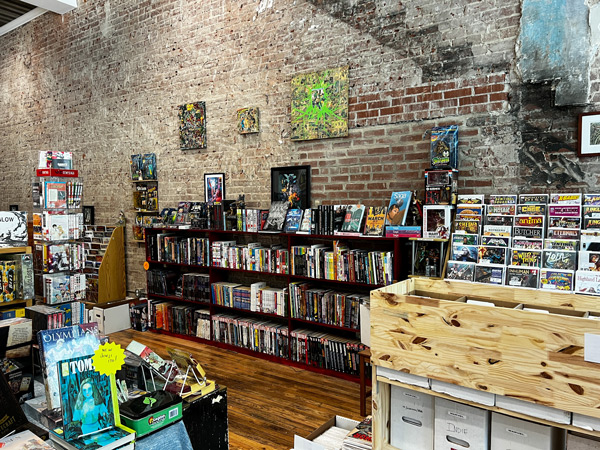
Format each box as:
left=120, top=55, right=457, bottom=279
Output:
left=0, top=0, right=77, bottom=37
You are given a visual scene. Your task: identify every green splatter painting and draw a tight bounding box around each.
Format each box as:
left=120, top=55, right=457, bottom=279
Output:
left=290, top=66, right=349, bottom=141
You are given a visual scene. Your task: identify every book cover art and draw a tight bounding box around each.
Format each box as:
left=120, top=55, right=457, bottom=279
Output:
left=445, top=261, right=475, bottom=281
left=363, top=206, right=387, bottom=236
left=262, top=201, right=289, bottom=232
left=513, top=226, right=543, bottom=239
left=583, top=205, right=600, bottom=218
left=129, top=155, right=142, bottom=181
left=454, top=219, right=480, bottom=234
left=59, top=355, right=114, bottom=440
left=452, top=244, right=478, bottom=262
left=259, top=210, right=270, bottom=231
left=474, top=264, right=505, bottom=285
left=333, top=205, right=348, bottom=232
left=519, top=193, right=549, bottom=204
left=489, top=195, right=518, bottom=205
left=548, top=216, right=581, bottom=229
left=485, top=214, right=514, bottom=227
left=141, top=153, right=157, bottom=180
left=548, top=205, right=581, bottom=217
left=510, top=249, right=542, bottom=267
left=578, top=251, right=600, bottom=271
left=481, top=236, right=510, bottom=247
left=575, top=270, right=600, bottom=295
left=340, top=205, right=366, bottom=233
left=451, top=233, right=478, bottom=246
left=456, top=214, right=482, bottom=223
left=0, top=212, right=28, bottom=248
left=544, top=239, right=578, bottom=251
left=516, top=204, right=546, bottom=216
left=478, top=246, right=507, bottom=265
left=486, top=204, right=516, bottom=216
left=482, top=225, right=512, bottom=237
left=37, top=324, right=100, bottom=410
left=584, top=217, right=600, bottom=230
left=543, top=249, right=576, bottom=270
left=581, top=230, right=600, bottom=251
left=423, top=205, right=451, bottom=239
left=44, top=182, right=68, bottom=209
left=514, top=215, right=544, bottom=228
left=0, top=429, right=53, bottom=449
left=584, top=194, right=600, bottom=205
left=51, top=152, right=73, bottom=170
left=546, top=228, right=579, bottom=240
left=385, top=192, right=412, bottom=226
left=550, top=193, right=582, bottom=205
left=430, top=125, right=458, bottom=169
left=539, top=269, right=574, bottom=291
left=297, top=209, right=312, bottom=234
left=47, top=244, right=71, bottom=272
left=456, top=205, right=483, bottom=216
left=457, top=194, right=484, bottom=205
left=283, top=209, right=303, bottom=233
left=506, top=266, right=539, bottom=288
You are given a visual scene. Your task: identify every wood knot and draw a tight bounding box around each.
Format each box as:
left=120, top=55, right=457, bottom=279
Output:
left=450, top=319, right=461, bottom=327
left=379, top=355, right=391, bottom=361
left=541, top=362, right=547, bottom=367
left=382, top=293, right=400, bottom=305
left=569, top=384, right=584, bottom=395
left=540, top=372, right=553, bottom=379
left=476, top=384, right=488, bottom=391
left=412, top=337, right=427, bottom=345
left=488, top=359, right=500, bottom=365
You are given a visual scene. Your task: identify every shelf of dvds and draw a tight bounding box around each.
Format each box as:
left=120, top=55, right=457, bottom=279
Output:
left=144, top=226, right=407, bottom=380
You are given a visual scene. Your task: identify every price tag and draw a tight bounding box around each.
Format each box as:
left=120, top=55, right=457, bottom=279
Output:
left=92, top=342, right=126, bottom=376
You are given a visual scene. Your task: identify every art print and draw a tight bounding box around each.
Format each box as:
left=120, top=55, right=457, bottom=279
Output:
left=271, top=165, right=310, bottom=209
left=179, top=101, right=207, bottom=149
left=204, top=173, right=225, bottom=203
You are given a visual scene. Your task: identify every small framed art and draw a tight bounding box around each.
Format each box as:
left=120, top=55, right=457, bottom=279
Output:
left=270, top=165, right=310, bottom=210
left=204, top=173, right=225, bottom=203
left=83, top=205, right=95, bottom=225
left=579, top=112, right=600, bottom=156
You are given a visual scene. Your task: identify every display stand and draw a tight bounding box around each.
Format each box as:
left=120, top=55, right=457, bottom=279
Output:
left=408, top=237, right=448, bottom=278
left=0, top=246, right=34, bottom=310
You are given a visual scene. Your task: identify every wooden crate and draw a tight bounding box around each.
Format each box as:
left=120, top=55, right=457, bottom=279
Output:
left=370, top=278, right=600, bottom=419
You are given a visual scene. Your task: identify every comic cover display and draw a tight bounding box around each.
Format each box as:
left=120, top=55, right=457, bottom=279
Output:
left=487, top=204, right=516, bottom=216
left=474, top=264, right=505, bottom=285
left=454, top=219, right=480, bottom=234
left=483, top=225, right=512, bottom=237
left=451, top=233, right=478, bottom=246
left=544, top=239, right=578, bottom=251
left=584, top=217, right=600, bottom=230
left=477, top=246, right=507, bottom=265
left=542, top=250, right=576, bottom=270
left=550, top=193, right=582, bottom=205
left=583, top=194, right=600, bottom=205
left=513, top=226, right=543, bottom=239
left=262, top=201, right=290, bottom=232
left=575, top=271, right=600, bottom=295
left=363, top=206, right=386, bottom=236
left=385, top=192, right=412, bottom=227
left=506, top=266, right=539, bottom=288
left=583, top=205, right=600, bottom=218
left=578, top=251, right=600, bottom=271
left=539, top=269, right=574, bottom=291
left=489, top=195, right=517, bottom=205
left=456, top=205, right=483, bottom=216
left=514, top=215, right=544, bottom=228
left=519, top=193, right=549, bottom=204
left=457, top=194, right=484, bottom=205
left=445, top=261, right=475, bottom=281
left=546, top=228, right=580, bottom=240
left=516, top=204, right=546, bottom=216
left=451, top=244, right=478, bottom=262
left=510, top=249, right=542, bottom=267
left=485, top=215, right=514, bottom=227
left=548, top=216, right=581, bottom=229
left=481, top=236, right=510, bottom=247
left=283, top=209, right=303, bottom=233
left=512, top=237, right=543, bottom=250
left=548, top=205, right=581, bottom=217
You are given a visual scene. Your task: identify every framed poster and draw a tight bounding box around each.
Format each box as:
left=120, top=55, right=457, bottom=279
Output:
left=237, top=107, right=259, bottom=134
left=83, top=205, right=95, bottom=225
left=579, top=112, right=600, bottom=156
left=270, top=165, right=310, bottom=209
left=204, top=173, right=225, bottom=203
left=179, top=101, right=207, bottom=150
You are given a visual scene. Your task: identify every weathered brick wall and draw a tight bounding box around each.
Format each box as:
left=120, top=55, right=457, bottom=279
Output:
left=0, top=0, right=598, bottom=292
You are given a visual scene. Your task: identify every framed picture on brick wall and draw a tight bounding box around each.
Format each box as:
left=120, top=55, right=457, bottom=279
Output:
left=579, top=112, right=600, bottom=156
left=270, top=165, right=311, bottom=210
left=83, top=205, right=95, bottom=225
left=179, top=101, right=207, bottom=150
left=204, top=173, right=225, bottom=203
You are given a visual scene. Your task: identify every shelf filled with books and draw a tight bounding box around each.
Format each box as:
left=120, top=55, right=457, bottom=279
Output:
left=144, top=210, right=407, bottom=380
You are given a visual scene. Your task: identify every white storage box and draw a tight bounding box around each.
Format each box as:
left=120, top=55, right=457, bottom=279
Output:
left=359, top=302, right=370, bottom=347
left=430, top=379, right=495, bottom=406
left=434, top=397, right=490, bottom=450
left=377, top=366, right=430, bottom=389
left=91, top=301, right=131, bottom=334
left=495, top=395, right=571, bottom=425
left=390, top=385, right=434, bottom=450
left=491, top=412, right=565, bottom=450
left=293, top=415, right=359, bottom=450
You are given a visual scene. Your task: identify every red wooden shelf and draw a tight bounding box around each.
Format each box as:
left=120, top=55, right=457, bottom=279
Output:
left=290, top=317, right=360, bottom=333
left=147, top=260, right=210, bottom=269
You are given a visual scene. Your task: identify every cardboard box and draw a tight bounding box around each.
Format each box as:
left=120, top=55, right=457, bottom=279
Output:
left=434, top=398, right=490, bottom=450
left=431, top=379, right=495, bottom=406
left=377, top=366, right=430, bottom=389
left=495, top=395, right=571, bottom=425
left=91, top=301, right=131, bottom=334
left=491, top=412, right=565, bottom=450
left=572, top=413, right=600, bottom=432
left=390, top=385, right=434, bottom=450
left=360, top=302, right=370, bottom=347
left=293, top=415, right=359, bottom=450
left=567, top=432, right=600, bottom=449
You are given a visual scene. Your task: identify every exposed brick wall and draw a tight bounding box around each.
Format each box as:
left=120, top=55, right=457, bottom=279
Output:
left=0, top=0, right=598, bottom=292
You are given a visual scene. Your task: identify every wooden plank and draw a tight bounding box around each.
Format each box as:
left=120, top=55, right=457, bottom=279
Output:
left=0, top=246, right=31, bottom=255
left=372, top=366, right=389, bottom=450
left=371, top=279, right=600, bottom=419
left=98, top=226, right=126, bottom=303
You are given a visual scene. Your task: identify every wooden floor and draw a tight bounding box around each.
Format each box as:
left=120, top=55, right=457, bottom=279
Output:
left=110, top=329, right=369, bottom=450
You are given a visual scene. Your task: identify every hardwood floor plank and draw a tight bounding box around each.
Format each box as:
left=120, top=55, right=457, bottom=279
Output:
left=109, top=329, right=370, bottom=449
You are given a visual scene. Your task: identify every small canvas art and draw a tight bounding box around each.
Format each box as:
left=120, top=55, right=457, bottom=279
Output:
left=237, top=107, right=259, bottom=134
left=290, top=66, right=349, bottom=141
left=271, top=166, right=310, bottom=209
left=179, top=102, right=207, bottom=149
left=204, top=173, right=225, bottom=203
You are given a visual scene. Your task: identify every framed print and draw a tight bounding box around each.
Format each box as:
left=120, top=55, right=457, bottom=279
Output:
left=83, top=205, right=95, bottom=225
left=579, top=112, right=600, bottom=156
left=179, top=101, right=207, bottom=150
left=204, top=173, right=225, bottom=203
left=237, top=107, right=259, bottom=134
left=9, top=205, right=18, bottom=211
left=271, top=165, right=311, bottom=209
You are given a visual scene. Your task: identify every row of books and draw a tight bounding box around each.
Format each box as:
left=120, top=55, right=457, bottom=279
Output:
left=210, top=240, right=289, bottom=273
left=289, top=282, right=365, bottom=330
left=0, top=254, right=33, bottom=302
left=24, top=304, right=66, bottom=334
left=212, top=314, right=289, bottom=359
left=291, top=245, right=394, bottom=286
left=33, top=212, right=84, bottom=241
left=147, top=269, right=182, bottom=297
left=147, top=234, right=210, bottom=265
left=43, top=273, right=86, bottom=304
left=34, top=242, right=85, bottom=274
left=182, top=273, right=211, bottom=302
left=290, top=328, right=367, bottom=376
left=32, top=179, right=83, bottom=209
left=211, top=281, right=287, bottom=316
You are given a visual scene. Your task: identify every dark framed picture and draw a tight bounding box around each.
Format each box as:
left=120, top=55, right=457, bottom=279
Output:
left=9, top=205, right=18, bottom=211
left=579, top=112, right=600, bottom=156
left=204, top=173, right=225, bottom=203
left=83, top=205, right=95, bottom=225
left=270, top=165, right=311, bottom=209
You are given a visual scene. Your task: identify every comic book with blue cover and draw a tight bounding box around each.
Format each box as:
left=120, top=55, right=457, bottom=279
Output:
left=37, top=324, right=100, bottom=410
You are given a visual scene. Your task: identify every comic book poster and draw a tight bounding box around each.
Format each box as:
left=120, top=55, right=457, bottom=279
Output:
left=506, top=266, right=539, bottom=288
left=446, top=261, right=475, bottom=281
left=58, top=355, right=114, bottom=440
left=37, top=324, right=101, bottom=410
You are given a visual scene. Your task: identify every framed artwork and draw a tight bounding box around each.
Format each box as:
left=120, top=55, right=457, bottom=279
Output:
left=204, top=173, right=225, bottom=203
left=9, top=205, right=18, bottom=211
left=579, top=112, right=600, bottom=156
left=270, top=165, right=311, bottom=209
left=83, top=205, right=95, bottom=225
left=290, top=66, right=349, bottom=141
left=179, top=101, right=207, bottom=150
left=237, top=107, right=260, bottom=134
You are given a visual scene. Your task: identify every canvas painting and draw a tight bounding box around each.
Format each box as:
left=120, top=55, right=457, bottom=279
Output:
left=237, top=107, right=259, bottom=134
left=179, top=102, right=207, bottom=149
left=290, top=66, right=349, bottom=141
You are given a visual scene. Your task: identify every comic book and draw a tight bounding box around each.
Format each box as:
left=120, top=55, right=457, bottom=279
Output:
left=516, top=204, right=546, bottom=216
left=519, top=193, right=549, bottom=204
left=474, top=264, right=505, bottom=285
left=546, top=228, right=579, bottom=240
left=539, top=269, right=574, bottom=291
left=363, top=206, right=387, bottom=236
left=296, top=209, right=312, bottom=234
left=575, top=270, right=600, bottom=295
left=513, top=226, right=543, bottom=239
left=451, top=244, right=478, bottom=262
left=485, top=214, right=514, bottom=227
left=544, top=239, right=578, bottom=251
left=430, top=125, right=458, bottom=169
left=514, top=215, right=544, bottom=228
left=488, top=195, right=517, bottom=205
left=454, top=219, right=480, bottom=235
left=578, top=251, right=600, bottom=271
left=548, top=216, right=581, bottom=229
left=385, top=192, right=412, bottom=227
left=457, top=194, right=484, bottom=205
left=446, top=261, right=475, bottom=281
left=481, top=236, right=510, bottom=247
left=548, top=205, right=581, bottom=217
left=510, top=249, right=542, bottom=267
left=549, top=193, right=582, bottom=205
left=451, top=233, right=478, bottom=246
left=542, top=249, right=576, bottom=270
left=261, top=201, right=289, bottom=233
left=482, top=225, right=512, bottom=237
left=340, top=205, right=366, bottom=234
left=486, top=204, right=516, bottom=216
left=477, top=246, right=507, bottom=265
left=584, top=217, right=600, bottom=230
left=129, top=154, right=143, bottom=181
left=44, top=182, right=68, bottom=209
left=283, top=209, right=303, bottom=233
left=37, top=324, right=101, bottom=410
left=583, top=205, right=600, bottom=218
left=141, top=153, right=157, bottom=180
left=456, top=205, right=483, bottom=216
left=506, top=266, right=539, bottom=288
left=583, top=194, right=600, bottom=205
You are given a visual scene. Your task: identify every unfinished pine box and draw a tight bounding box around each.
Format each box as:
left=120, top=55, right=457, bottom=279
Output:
left=370, top=278, right=600, bottom=419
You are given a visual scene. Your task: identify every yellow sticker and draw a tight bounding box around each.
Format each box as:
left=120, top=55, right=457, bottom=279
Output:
left=92, top=342, right=126, bottom=376
left=143, top=261, right=150, bottom=270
